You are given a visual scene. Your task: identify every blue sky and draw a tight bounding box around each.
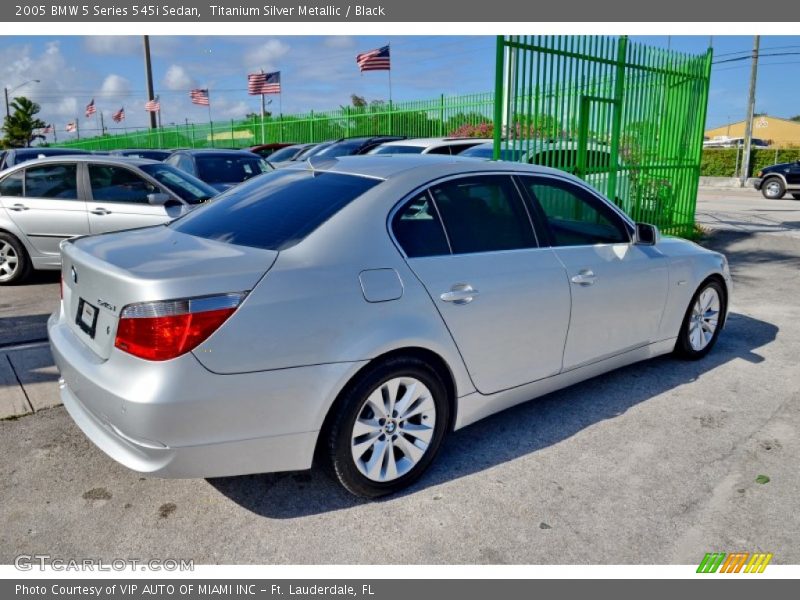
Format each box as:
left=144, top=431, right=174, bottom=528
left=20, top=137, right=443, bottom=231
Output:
left=0, top=35, right=797, bottom=140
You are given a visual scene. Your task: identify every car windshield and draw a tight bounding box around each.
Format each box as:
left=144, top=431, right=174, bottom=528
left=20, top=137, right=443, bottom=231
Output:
left=195, top=155, right=271, bottom=184
left=140, top=163, right=217, bottom=204
left=266, top=145, right=303, bottom=162
left=295, top=143, right=328, bottom=160
left=171, top=169, right=380, bottom=251
left=459, top=145, right=514, bottom=160
left=314, top=140, right=364, bottom=158
left=369, top=145, right=424, bottom=155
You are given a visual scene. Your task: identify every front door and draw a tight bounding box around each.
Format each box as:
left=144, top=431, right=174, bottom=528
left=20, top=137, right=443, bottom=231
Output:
left=519, top=175, right=669, bottom=370
left=86, top=163, right=182, bottom=234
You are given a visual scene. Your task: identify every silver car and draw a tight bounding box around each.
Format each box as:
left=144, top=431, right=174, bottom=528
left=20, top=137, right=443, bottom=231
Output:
left=48, top=155, right=731, bottom=497
left=0, top=156, right=217, bottom=284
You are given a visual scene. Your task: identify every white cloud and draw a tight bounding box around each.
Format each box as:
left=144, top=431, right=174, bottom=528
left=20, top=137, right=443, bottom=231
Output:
left=84, top=36, right=140, bottom=56
left=244, top=39, right=290, bottom=72
left=163, top=65, right=195, bottom=91
left=99, top=74, right=130, bottom=97
left=324, top=36, right=356, bottom=49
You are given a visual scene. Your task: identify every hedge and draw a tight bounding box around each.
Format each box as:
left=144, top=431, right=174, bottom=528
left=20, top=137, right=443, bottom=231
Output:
left=701, top=148, right=800, bottom=177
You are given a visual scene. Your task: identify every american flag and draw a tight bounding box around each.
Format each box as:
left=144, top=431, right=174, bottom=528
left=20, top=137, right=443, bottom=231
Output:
left=248, top=71, right=281, bottom=95
left=85, top=99, right=96, bottom=117
left=37, top=124, right=54, bottom=134
left=144, top=96, right=160, bottom=112
left=190, top=88, right=210, bottom=106
left=112, top=107, right=125, bottom=123
left=356, top=45, right=391, bottom=72
left=65, top=122, right=77, bottom=132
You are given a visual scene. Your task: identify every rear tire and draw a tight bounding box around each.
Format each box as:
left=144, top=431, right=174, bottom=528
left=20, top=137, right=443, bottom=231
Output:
left=324, top=357, right=450, bottom=498
left=674, top=279, right=727, bottom=360
left=0, top=232, right=31, bottom=285
left=761, top=177, right=785, bottom=199
left=791, top=193, right=800, bottom=200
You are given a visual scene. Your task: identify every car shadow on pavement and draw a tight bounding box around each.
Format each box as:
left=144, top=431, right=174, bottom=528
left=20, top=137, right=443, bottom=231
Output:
left=207, top=310, right=778, bottom=518
left=0, top=313, right=52, bottom=347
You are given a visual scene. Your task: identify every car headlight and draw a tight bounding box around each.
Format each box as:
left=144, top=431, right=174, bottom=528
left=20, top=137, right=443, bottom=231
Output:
left=756, top=170, right=763, bottom=177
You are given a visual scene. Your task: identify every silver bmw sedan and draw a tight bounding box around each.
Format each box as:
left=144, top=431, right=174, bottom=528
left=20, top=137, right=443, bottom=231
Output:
left=48, top=155, right=731, bottom=498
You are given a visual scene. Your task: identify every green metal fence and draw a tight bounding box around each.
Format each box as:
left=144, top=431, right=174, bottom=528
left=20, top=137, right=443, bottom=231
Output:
left=493, top=35, right=712, bottom=236
left=54, top=92, right=494, bottom=151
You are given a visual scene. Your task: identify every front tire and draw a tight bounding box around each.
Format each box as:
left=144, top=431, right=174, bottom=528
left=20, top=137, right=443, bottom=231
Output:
left=0, top=232, right=32, bottom=285
left=791, top=193, right=800, bottom=200
left=674, top=279, right=727, bottom=360
left=324, top=357, right=450, bottom=498
left=761, top=177, right=785, bottom=199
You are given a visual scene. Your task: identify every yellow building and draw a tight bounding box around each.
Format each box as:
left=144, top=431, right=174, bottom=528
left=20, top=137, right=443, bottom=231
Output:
left=705, top=115, right=800, bottom=147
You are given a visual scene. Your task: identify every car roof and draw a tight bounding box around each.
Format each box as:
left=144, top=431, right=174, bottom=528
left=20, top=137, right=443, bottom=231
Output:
left=0, top=155, right=161, bottom=170
left=282, top=153, right=579, bottom=182
left=12, top=147, right=91, bottom=155
left=111, top=148, right=171, bottom=154
left=378, top=137, right=493, bottom=148
left=173, top=149, right=262, bottom=156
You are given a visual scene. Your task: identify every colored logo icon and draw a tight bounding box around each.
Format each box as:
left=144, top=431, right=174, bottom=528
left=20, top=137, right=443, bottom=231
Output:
left=697, top=552, right=773, bottom=573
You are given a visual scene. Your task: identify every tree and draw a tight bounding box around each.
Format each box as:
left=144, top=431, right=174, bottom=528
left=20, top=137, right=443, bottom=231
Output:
left=790, top=115, right=800, bottom=122
left=2, top=96, right=47, bottom=148
left=350, top=94, right=368, bottom=108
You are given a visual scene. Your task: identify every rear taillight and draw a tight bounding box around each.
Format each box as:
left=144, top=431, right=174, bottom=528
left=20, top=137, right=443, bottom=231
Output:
left=114, top=293, right=247, bottom=361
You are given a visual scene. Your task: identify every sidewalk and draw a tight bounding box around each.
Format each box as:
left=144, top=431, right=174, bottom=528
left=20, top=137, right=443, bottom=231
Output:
left=0, top=342, right=61, bottom=420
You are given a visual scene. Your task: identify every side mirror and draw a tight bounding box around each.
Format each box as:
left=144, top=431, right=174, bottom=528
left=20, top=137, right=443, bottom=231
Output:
left=634, top=222, right=660, bottom=246
left=147, top=192, right=170, bottom=206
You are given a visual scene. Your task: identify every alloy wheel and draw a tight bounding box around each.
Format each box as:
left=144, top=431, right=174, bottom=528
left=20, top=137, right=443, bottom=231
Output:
left=688, top=287, right=720, bottom=351
left=0, top=241, right=19, bottom=282
left=350, top=377, right=437, bottom=483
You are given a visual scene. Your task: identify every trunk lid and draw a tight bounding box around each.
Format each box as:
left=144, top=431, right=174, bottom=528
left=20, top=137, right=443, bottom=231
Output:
left=61, top=225, right=277, bottom=360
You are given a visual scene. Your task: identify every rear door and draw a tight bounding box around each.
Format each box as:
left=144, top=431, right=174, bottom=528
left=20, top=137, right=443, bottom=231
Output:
left=393, top=174, right=571, bottom=395
left=0, top=162, right=88, bottom=256
left=86, top=163, right=183, bottom=234
left=519, top=175, right=669, bottom=370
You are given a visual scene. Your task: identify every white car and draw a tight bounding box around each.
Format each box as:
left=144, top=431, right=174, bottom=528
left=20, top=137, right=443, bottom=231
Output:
left=368, top=137, right=494, bottom=156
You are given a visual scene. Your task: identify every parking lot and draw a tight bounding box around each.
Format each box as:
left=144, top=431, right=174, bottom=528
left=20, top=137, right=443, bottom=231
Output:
left=1, top=186, right=799, bottom=564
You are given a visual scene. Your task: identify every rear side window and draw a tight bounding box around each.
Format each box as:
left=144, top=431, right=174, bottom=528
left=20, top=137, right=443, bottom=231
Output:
left=0, top=171, right=24, bottom=197
left=392, top=193, right=450, bottom=258
left=429, top=175, right=536, bottom=254
left=24, top=164, right=78, bottom=199
left=171, top=169, right=380, bottom=251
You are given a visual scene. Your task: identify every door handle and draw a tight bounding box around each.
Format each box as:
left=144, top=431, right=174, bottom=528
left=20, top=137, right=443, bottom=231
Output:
left=440, top=284, right=479, bottom=305
left=570, top=269, right=596, bottom=286
left=90, top=207, right=111, bottom=215
left=9, top=203, right=28, bottom=211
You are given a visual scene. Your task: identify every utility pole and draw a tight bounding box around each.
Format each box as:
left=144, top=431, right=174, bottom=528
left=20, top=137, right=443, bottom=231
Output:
left=143, top=35, right=157, bottom=130
left=740, top=35, right=760, bottom=187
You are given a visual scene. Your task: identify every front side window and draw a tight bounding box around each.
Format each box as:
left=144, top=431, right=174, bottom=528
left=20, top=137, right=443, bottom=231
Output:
left=521, top=177, right=629, bottom=247
left=392, top=193, right=450, bottom=258
left=24, top=164, right=78, bottom=199
left=89, top=165, right=157, bottom=204
left=429, top=175, right=536, bottom=255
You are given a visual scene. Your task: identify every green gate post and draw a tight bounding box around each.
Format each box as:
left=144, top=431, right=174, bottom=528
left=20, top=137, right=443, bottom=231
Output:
left=439, top=94, right=445, bottom=137
left=310, top=110, right=315, bottom=143
left=492, top=35, right=505, bottom=160
left=607, top=36, right=628, bottom=203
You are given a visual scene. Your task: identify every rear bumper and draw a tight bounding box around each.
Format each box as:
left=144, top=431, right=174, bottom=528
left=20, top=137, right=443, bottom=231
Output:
left=48, top=310, right=365, bottom=478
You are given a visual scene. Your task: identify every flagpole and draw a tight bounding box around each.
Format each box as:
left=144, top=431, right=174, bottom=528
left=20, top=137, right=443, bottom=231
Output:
left=53, top=124, right=57, bottom=144
left=388, top=43, right=393, bottom=134
left=260, top=93, right=266, bottom=145
left=100, top=111, right=106, bottom=136
left=76, top=117, right=80, bottom=141
left=279, top=89, right=283, bottom=143
left=157, top=108, right=162, bottom=148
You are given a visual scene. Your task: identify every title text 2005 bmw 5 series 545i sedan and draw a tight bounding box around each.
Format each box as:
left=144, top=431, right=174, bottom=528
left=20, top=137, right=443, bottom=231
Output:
left=48, top=155, right=731, bottom=497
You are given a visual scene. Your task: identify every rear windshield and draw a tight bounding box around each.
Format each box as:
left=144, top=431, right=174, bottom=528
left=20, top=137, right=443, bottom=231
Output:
left=370, top=145, right=424, bottom=155
left=266, top=145, right=303, bottom=162
left=170, top=169, right=381, bottom=251
left=195, top=155, right=270, bottom=184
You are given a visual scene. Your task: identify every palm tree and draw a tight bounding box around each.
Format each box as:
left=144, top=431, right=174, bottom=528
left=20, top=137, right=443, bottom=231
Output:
left=2, top=96, right=47, bottom=148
